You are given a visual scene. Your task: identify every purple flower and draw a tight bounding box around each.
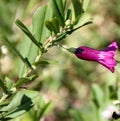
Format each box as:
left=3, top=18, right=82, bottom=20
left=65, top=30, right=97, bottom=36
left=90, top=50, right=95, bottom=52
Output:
left=75, top=41, right=118, bottom=72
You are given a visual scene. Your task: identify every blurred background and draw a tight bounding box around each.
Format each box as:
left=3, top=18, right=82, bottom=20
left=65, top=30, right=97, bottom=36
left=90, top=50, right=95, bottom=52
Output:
left=0, top=0, right=120, bottom=121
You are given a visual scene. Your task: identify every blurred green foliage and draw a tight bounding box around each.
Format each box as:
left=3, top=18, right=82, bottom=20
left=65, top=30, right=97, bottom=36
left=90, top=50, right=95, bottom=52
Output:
left=0, top=0, right=120, bottom=121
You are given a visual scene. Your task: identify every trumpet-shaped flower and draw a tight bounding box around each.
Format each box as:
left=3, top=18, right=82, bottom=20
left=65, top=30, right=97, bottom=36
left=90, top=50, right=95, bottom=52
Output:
left=74, top=41, right=118, bottom=72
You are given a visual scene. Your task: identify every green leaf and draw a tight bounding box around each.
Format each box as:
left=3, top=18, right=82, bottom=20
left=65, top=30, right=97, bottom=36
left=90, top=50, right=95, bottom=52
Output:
left=82, top=0, right=90, bottom=11
left=18, top=31, right=39, bottom=77
left=5, top=77, right=14, bottom=92
left=18, top=4, right=53, bottom=76
left=33, top=5, right=53, bottom=43
left=62, top=0, right=66, bottom=11
left=3, top=95, right=33, bottom=119
left=52, top=18, right=60, bottom=34
left=1, top=36, right=33, bottom=70
left=0, top=90, right=44, bottom=120
left=15, top=75, right=38, bottom=88
left=0, top=79, right=7, bottom=93
left=27, top=99, right=51, bottom=120
left=0, top=78, right=15, bottom=95
left=45, top=20, right=54, bottom=33
left=65, top=9, right=72, bottom=20
left=75, top=13, right=92, bottom=27
left=55, top=0, right=65, bottom=18
left=71, top=0, right=83, bottom=24
left=39, top=102, right=52, bottom=119
left=50, top=0, right=65, bottom=27
left=15, top=19, right=42, bottom=50
left=45, top=18, right=60, bottom=34
left=71, top=21, right=92, bottom=32
left=33, top=59, right=59, bottom=66
left=53, top=32, right=67, bottom=43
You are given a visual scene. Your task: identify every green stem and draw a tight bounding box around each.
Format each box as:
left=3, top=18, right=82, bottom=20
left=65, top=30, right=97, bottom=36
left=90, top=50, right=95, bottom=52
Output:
left=71, top=21, right=92, bottom=32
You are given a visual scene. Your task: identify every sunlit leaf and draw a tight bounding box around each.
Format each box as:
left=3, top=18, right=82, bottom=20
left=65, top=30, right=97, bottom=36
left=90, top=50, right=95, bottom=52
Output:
left=71, top=0, right=83, bottom=24
left=1, top=36, right=32, bottom=70
left=75, top=13, right=92, bottom=27
left=0, top=79, right=7, bottom=93
left=65, top=9, right=72, bottom=20
left=39, top=102, right=52, bottom=119
left=18, top=31, right=39, bottom=77
left=5, top=77, right=14, bottom=92
left=16, top=19, right=42, bottom=50
left=33, top=5, right=53, bottom=43
left=0, top=90, right=44, bottom=120
left=82, top=0, right=90, bottom=11
left=45, top=18, right=60, bottom=34
left=55, top=0, right=65, bottom=18
left=18, top=4, right=53, bottom=77
left=0, top=77, right=15, bottom=95
left=52, top=18, right=60, bottom=34
left=50, top=0, right=65, bottom=27
left=15, top=75, right=38, bottom=88
left=45, top=20, right=54, bottom=33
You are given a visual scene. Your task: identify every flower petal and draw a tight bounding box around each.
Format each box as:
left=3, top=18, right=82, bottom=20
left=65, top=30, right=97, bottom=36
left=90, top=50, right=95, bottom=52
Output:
left=97, top=42, right=118, bottom=72
left=74, top=41, right=118, bottom=72
left=98, top=59, right=116, bottom=72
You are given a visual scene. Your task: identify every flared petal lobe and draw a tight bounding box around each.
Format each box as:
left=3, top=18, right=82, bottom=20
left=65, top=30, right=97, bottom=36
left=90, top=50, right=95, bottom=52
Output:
left=98, top=41, right=118, bottom=72
left=75, top=41, right=118, bottom=72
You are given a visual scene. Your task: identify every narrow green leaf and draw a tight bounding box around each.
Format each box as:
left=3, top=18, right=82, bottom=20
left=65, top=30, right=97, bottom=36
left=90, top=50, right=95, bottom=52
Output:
left=62, top=0, right=66, bottom=11
left=18, top=4, right=53, bottom=77
left=0, top=79, right=7, bottom=93
left=33, top=5, right=53, bottom=43
left=15, top=19, right=42, bottom=50
left=54, top=32, right=67, bottom=42
left=5, top=77, right=14, bottom=91
left=52, top=18, right=60, bottom=34
left=45, top=20, right=59, bottom=34
left=82, top=0, right=90, bottom=11
left=53, top=21, right=92, bottom=43
left=9, top=95, right=33, bottom=117
left=45, top=20, right=54, bottom=33
left=50, top=0, right=65, bottom=27
left=71, top=21, right=92, bottom=32
left=75, top=12, right=92, bottom=27
left=2, top=94, right=33, bottom=120
left=0, top=78, right=15, bottom=95
left=65, top=9, right=72, bottom=20
left=17, top=4, right=54, bottom=77
left=15, top=75, right=38, bottom=88
left=18, top=32, right=39, bottom=77
left=39, top=102, right=52, bottom=119
left=71, top=0, right=83, bottom=23
left=1, top=36, right=33, bottom=70
left=0, top=90, right=43, bottom=119
left=55, top=0, right=64, bottom=18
